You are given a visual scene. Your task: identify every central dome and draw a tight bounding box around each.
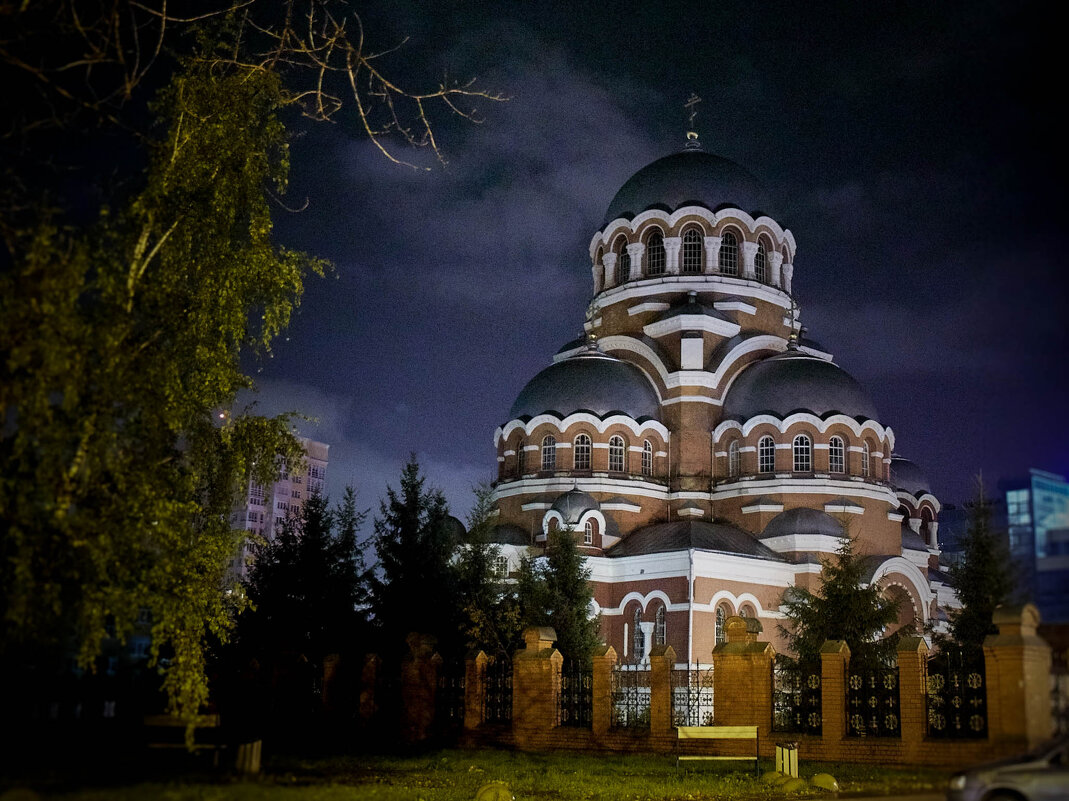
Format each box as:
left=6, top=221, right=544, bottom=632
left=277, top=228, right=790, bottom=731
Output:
left=507, top=351, right=661, bottom=422
left=723, top=350, right=879, bottom=421
left=602, top=149, right=774, bottom=227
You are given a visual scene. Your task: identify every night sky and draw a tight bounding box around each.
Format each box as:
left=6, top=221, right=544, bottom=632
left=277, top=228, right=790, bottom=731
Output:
left=243, top=1, right=1068, bottom=519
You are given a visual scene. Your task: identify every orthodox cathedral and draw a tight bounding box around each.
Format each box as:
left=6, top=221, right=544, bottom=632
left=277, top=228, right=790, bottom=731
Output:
left=488, top=129, right=955, bottom=664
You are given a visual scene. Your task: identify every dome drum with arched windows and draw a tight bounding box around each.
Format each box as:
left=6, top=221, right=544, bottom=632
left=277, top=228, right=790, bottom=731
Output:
left=488, top=137, right=953, bottom=662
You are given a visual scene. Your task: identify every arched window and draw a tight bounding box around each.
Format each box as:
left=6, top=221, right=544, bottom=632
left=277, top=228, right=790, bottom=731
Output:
left=682, top=228, right=703, bottom=273
left=573, top=433, right=591, bottom=470
left=728, top=440, right=740, bottom=478
left=715, top=605, right=728, bottom=645
left=615, top=237, right=630, bottom=285
left=719, top=231, right=738, bottom=275
left=541, top=435, right=556, bottom=472
left=740, top=603, right=756, bottom=618
left=861, top=442, right=871, bottom=477
left=758, top=435, right=775, bottom=473
left=584, top=519, right=594, bottom=545
left=642, top=440, right=653, bottom=476
left=829, top=436, right=845, bottom=473
left=516, top=440, right=526, bottom=475
left=793, top=434, right=812, bottom=472
left=646, top=229, right=666, bottom=276
left=654, top=606, right=666, bottom=646
left=609, top=435, right=626, bottom=473
left=632, top=607, right=645, bottom=661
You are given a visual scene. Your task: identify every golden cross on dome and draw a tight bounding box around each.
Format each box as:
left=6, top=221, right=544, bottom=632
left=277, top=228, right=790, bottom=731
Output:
left=684, top=92, right=702, bottom=148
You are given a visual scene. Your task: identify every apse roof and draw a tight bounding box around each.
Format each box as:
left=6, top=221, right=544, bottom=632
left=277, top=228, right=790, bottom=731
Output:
left=606, top=520, right=784, bottom=561
left=507, top=351, right=661, bottom=422
left=890, top=456, right=931, bottom=497
left=722, top=349, right=879, bottom=422
left=602, top=149, right=775, bottom=227
left=489, top=523, right=530, bottom=546
left=550, top=488, right=600, bottom=525
left=761, top=507, right=846, bottom=540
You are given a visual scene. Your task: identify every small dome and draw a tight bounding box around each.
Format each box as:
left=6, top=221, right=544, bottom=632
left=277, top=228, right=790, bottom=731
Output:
left=550, top=488, right=600, bottom=525
left=722, top=350, right=879, bottom=421
left=490, top=523, right=530, bottom=546
left=761, top=508, right=845, bottom=540
left=602, top=149, right=774, bottom=227
left=508, top=351, right=660, bottom=422
left=890, top=456, right=930, bottom=497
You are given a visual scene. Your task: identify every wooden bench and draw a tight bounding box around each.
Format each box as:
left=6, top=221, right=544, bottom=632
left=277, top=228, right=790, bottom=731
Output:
left=143, top=713, right=226, bottom=766
left=676, top=725, right=759, bottom=775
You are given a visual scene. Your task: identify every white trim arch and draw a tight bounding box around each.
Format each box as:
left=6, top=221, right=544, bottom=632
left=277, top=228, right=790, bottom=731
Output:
left=866, top=556, right=935, bottom=622
left=894, top=490, right=942, bottom=515
left=541, top=508, right=608, bottom=540
left=495, top=413, right=670, bottom=447
left=713, top=413, right=894, bottom=448
left=591, top=206, right=797, bottom=263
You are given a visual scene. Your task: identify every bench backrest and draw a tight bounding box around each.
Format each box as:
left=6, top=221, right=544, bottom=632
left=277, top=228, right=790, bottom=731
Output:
left=677, top=725, right=757, bottom=740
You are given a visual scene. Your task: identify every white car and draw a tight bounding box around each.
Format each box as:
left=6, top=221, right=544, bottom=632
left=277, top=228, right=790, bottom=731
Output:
left=947, top=737, right=1069, bottom=801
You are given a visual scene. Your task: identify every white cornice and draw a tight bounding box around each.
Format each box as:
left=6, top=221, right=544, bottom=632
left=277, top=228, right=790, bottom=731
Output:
left=495, top=413, right=670, bottom=447
left=643, top=313, right=740, bottom=339
left=709, top=476, right=899, bottom=505
left=593, top=275, right=794, bottom=312
left=628, top=302, right=671, bottom=316
left=713, top=413, right=894, bottom=446
left=761, top=533, right=843, bottom=554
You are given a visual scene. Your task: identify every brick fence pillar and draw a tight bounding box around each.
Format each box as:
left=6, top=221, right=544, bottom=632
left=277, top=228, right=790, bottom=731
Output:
left=464, top=650, right=488, bottom=731
left=820, top=640, right=849, bottom=746
left=896, top=636, right=929, bottom=757
left=649, top=644, right=677, bottom=735
left=359, top=653, right=380, bottom=723
left=401, top=632, right=441, bottom=744
left=712, top=617, right=775, bottom=750
left=512, top=627, right=562, bottom=744
left=984, top=603, right=1054, bottom=750
left=591, top=645, right=617, bottom=736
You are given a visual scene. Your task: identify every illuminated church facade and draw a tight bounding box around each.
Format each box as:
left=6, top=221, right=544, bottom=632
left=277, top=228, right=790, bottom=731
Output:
left=488, top=133, right=955, bottom=663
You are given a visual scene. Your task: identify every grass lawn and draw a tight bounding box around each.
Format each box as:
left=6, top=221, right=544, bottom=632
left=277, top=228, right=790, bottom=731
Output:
left=14, top=748, right=950, bottom=800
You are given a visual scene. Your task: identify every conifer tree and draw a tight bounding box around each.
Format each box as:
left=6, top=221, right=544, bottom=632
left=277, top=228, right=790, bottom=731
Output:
left=516, top=527, right=600, bottom=664
left=369, top=456, right=460, bottom=652
left=947, top=482, right=1016, bottom=649
left=779, top=536, right=903, bottom=669
left=455, top=483, right=522, bottom=659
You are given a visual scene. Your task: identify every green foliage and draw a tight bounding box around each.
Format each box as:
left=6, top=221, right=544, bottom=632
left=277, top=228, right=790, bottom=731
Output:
left=369, top=456, right=461, bottom=652
left=516, top=527, right=601, bottom=664
left=0, top=42, right=324, bottom=730
left=454, top=483, right=523, bottom=659
left=779, top=536, right=903, bottom=669
left=238, top=488, right=369, bottom=665
left=947, top=482, right=1017, bottom=649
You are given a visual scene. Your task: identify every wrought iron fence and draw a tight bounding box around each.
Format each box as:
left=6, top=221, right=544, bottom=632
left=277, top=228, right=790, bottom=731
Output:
left=671, top=663, right=714, bottom=726
left=847, top=665, right=901, bottom=737
left=926, top=648, right=987, bottom=739
left=435, top=658, right=466, bottom=733
left=557, top=659, right=593, bottom=728
left=611, top=662, right=651, bottom=729
left=772, top=660, right=822, bottom=735
left=483, top=657, right=512, bottom=725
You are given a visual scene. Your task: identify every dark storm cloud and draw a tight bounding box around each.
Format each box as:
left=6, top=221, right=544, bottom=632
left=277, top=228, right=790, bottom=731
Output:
left=255, top=1, right=1067, bottom=514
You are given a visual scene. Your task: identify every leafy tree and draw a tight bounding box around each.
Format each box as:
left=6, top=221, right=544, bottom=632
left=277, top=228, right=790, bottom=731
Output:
left=947, top=482, right=1017, bottom=649
left=0, top=48, right=320, bottom=727
left=516, top=527, right=600, bottom=664
left=239, top=488, right=369, bottom=665
left=455, top=483, right=523, bottom=659
left=369, top=456, right=460, bottom=652
left=779, top=536, right=903, bottom=669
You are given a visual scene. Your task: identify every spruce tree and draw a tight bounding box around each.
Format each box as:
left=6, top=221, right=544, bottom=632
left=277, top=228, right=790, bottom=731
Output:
left=369, top=456, right=460, bottom=652
left=947, top=483, right=1016, bottom=649
left=516, top=527, right=600, bottom=664
left=779, top=536, right=903, bottom=669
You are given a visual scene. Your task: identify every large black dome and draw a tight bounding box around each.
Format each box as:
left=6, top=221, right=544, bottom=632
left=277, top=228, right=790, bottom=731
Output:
left=602, top=149, right=774, bottom=227
left=722, top=350, right=879, bottom=422
left=507, top=352, right=661, bottom=422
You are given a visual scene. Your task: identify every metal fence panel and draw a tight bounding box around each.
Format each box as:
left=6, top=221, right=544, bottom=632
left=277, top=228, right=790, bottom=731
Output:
left=557, top=659, right=593, bottom=728
left=671, top=664, right=714, bottom=727
left=847, top=665, right=901, bottom=737
left=611, top=663, right=651, bottom=729
left=483, top=658, right=512, bottom=725
left=772, top=661, right=822, bottom=736
left=926, top=648, right=987, bottom=739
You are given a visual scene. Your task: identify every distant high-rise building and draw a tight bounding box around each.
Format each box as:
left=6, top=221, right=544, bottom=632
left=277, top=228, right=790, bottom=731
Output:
left=230, top=437, right=329, bottom=578
left=1001, top=469, right=1069, bottom=623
